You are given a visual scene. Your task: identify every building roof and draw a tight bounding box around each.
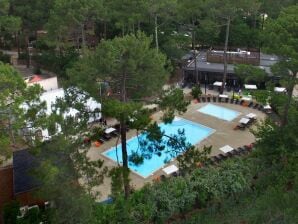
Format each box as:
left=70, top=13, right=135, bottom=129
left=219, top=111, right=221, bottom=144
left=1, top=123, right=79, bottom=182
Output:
left=13, top=149, right=41, bottom=195
left=184, top=51, right=279, bottom=75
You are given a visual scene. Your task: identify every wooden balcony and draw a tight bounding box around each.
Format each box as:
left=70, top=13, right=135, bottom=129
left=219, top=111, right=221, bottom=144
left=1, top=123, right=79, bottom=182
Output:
left=206, top=47, right=260, bottom=66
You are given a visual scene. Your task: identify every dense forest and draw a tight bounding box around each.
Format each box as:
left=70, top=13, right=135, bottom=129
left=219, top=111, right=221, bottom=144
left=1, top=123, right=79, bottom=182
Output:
left=0, top=0, right=297, bottom=223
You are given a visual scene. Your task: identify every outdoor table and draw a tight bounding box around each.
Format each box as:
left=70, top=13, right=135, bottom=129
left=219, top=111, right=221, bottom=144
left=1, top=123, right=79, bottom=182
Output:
left=219, top=145, right=234, bottom=153
left=219, top=94, right=228, bottom=98
left=239, top=117, right=250, bottom=124
left=213, top=81, right=223, bottom=87
left=104, top=127, right=116, bottom=134
left=242, top=96, right=252, bottom=101
left=246, top=113, right=257, bottom=119
left=274, top=87, right=286, bottom=93
left=244, top=84, right=257, bottom=90
left=163, top=165, right=178, bottom=175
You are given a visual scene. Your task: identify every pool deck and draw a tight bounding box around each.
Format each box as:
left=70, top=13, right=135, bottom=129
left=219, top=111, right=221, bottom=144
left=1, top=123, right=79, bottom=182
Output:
left=86, top=102, right=266, bottom=201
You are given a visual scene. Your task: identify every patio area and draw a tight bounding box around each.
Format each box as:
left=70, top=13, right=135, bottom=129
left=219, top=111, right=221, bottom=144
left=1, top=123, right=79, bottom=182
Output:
left=86, top=100, right=266, bottom=201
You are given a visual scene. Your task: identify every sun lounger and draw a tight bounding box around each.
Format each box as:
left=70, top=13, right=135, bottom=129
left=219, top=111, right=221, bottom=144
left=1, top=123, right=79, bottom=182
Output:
left=253, top=103, right=259, bottom=109
left=211, top=156, right=221, bottom=163
left=160, top=174, right=166, bottom=181
left=171, top=172, right=178, bottom=177
left=98, top=138, right=105, bottom=143
left=258, top=105, right=264, bottom=111
left=218, top=154, right=227, bottom=160
left=103, top=134, right=112, bottom=141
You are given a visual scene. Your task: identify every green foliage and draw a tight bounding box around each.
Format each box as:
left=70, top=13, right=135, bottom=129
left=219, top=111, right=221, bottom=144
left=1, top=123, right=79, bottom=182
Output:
left=158, top=88, right=190, bottom=123
left=190, top=85, right=202, bottom=99
left=251, top=89, right=271, bottom=104
left=0, top=62, right=45, bottom=163
left=177, top=145, right=211, bottom=175
left=263, top=5, right=298, bottom=73
left=234, top=64, right=268, bottom=85
left=0, top=51, right=10, bottom=63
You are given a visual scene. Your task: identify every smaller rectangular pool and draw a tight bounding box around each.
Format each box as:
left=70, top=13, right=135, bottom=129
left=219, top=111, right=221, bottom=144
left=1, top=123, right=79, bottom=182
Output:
left=198, top=104, right=240, bottom=121
left=103, top=118, right=215, bottom=178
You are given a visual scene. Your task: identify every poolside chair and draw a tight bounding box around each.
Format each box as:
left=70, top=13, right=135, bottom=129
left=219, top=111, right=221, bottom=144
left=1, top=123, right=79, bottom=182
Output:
left=202, top=97, right=206, bottom=103
left=225, top=98, right=229, bottom=103
left=239, top=147, right=249, bottom=154
left=160, top=174, right=166, bottom=181
left=171, top=172, right=178, bottom=177
left=258, top=105, right=264, bottom=111
left=253, top=103, right=259, bottom=109
left=213, top=96, right=217, bottom=102
left=234, top=99, right=239, bottom=104
left=207, top=96, right=211, bottom=102
left=230, top=98, right=234, bottom=104
left=218, top=97, right=222, bottom=103
left=226, top=151, right=234, bottom=157
left=213, top=155, right=221, bottom=163
left=218, top=154, right=228, bottom=160
left=244, top=144, right=254, bottom=152
left=103, top=134, right=112, bottom=141
left=98, top=138, right=105, bottom=143
left=111, top=131, right=119, bottom=137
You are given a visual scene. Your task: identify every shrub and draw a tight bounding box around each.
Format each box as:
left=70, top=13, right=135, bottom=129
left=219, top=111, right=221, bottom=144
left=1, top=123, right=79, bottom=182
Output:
left=0, top=51, right=10, bottom=63
left=191, top=85, right=202, bottom=99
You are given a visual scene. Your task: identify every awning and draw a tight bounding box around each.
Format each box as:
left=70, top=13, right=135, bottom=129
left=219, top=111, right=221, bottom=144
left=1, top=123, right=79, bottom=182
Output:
left=213, top=81, right=223, bottom=87
left=163, top=165, right=178, bottom=175
left=219, top=145, right=234, bottom=153
left=104, top=127, right=116, bottom=134
left=244, top=84, right=257, bottom=90
left=274, top=87, right=286, bottom=93
left=239, top=117, right=250, bottom=124
left=246, top=113, right=257, bottom=119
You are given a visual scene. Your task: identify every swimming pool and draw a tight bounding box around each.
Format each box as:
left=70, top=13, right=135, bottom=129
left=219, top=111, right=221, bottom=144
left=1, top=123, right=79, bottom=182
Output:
left=103, top=118, right=214, bottom=178
left=198, top=104, right=240, bottom=121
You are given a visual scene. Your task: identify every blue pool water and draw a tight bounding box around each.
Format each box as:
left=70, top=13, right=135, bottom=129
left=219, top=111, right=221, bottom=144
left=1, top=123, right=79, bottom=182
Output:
left=198, top=104, right=240, bottom=121
left=103, top=118, right=214, bottom=178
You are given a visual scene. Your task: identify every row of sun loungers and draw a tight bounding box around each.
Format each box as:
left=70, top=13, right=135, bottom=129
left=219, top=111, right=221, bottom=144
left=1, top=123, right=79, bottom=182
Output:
left=208, top=145, right=254, bottom=165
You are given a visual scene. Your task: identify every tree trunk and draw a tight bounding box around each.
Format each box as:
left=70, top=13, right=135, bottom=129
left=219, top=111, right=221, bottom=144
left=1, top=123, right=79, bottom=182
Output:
left=120, top=71, right=130, bottom=198
left=120, top=118, right=130, bottom=199
left=104, top=21, right=107, bottom=40
left=221, top=17, right=231, bottom=94
left=81, top=23, right=86, bottom=53
left=154, top=14, right=159, bottom=51
left=193, top=28, right=198, bottom=84
left=281, top=71, right=296, bottom=126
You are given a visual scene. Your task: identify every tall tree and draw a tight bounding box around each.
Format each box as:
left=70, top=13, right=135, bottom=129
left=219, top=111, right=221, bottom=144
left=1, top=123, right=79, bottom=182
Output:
left=46, top=0, right=102, bottom=51
left=263, top=5, right=298, bottom=126
left=68, top=32, right=188, bottom=198
left=145, top=0, right=177, bottom=51
left=211, top=0, right=261, bottom=93
left=0, top=62, right=44, bottom=164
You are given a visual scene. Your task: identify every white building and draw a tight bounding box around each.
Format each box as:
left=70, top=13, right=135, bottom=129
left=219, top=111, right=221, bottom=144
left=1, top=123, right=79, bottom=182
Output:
left=25, top=75, right=59, bottom=91
left=23, top=88, right=101, bottom=141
